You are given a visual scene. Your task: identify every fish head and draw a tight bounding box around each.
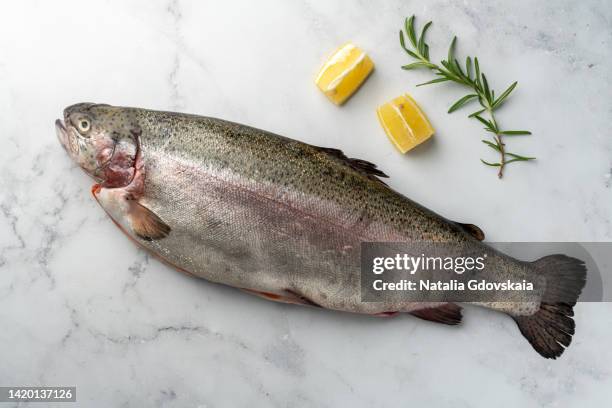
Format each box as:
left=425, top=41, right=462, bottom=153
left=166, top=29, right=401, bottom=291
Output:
left=56, top=103, right=140, bottom=187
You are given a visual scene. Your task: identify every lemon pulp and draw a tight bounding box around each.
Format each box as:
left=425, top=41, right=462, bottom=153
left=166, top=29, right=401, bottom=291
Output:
left=376, top=94, right=434, bottom=153
left=315, top=43, right=374, bottom=105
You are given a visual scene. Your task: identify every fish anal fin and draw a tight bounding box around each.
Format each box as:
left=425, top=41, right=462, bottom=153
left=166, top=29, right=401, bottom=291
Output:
left=128, top=201, right=171, bottom=241
left=312, top=145, right=389, bottom=184
left=410, top=303, right=463, bottom=325
left=374, top=311, right=400, bottom=317
left=455, top=222, right=485, bottom=241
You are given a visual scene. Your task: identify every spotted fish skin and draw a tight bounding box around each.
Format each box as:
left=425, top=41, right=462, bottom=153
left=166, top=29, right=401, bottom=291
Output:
left=56, top=103, right=586, bottom=359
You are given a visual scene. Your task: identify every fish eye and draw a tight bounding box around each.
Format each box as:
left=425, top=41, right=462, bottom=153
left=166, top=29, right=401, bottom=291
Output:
left=77, top=118, right=91, bottom=134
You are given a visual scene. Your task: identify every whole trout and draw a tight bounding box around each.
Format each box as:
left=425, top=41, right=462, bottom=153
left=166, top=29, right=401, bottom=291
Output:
left=56, top=103, right=586, bottom=358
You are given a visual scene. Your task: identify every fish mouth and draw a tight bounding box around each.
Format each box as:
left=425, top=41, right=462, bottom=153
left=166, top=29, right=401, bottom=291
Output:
left=56, top=117, right=116, bottom=171
left=55, top=118, right=69, bottom=151
left=55, top=118, right=81, bottom=158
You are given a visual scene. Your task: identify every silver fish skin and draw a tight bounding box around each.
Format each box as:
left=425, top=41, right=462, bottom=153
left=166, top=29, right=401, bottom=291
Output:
left=56, top=103, right=586, bottom=359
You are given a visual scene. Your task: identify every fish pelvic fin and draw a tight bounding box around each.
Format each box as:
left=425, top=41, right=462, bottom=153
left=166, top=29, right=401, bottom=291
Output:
left=241, top=288, right=322, bottom=308
left=513, top=255, right=587, bottom=359
left=128, top=200, right=171, bottom=241
left=410, top=303, right=463, bottom=325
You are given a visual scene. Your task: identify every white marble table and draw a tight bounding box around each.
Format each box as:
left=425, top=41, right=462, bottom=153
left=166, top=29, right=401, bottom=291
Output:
left=0, top=0, right=611, bottom=406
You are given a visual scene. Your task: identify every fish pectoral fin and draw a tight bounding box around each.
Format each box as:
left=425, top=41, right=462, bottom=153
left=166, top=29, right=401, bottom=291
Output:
left=128, top=201, right=171, bottom=241
left=410, top=303, right=463, bottom=325
left=454, top=222, right=485, bottom=241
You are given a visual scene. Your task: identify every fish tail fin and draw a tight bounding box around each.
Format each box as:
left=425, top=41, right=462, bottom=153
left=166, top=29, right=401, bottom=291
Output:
left=512, top=255, right=587, bottom=359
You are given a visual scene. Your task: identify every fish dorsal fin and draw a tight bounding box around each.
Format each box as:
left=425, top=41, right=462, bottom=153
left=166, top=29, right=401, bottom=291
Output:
left=454, top=222, right=485, bottom=241
left=313, top=146, right=389, bottom=184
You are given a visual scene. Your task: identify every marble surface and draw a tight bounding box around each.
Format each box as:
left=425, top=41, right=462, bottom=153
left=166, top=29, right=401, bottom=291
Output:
left=0, top=0, right=611, bottom=406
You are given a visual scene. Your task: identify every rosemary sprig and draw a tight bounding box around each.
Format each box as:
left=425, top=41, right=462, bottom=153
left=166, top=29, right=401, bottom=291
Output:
left=399, top=15, right=535, bottom=178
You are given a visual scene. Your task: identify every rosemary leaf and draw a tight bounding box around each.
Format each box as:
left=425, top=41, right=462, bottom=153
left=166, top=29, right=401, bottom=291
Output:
left=468, top=109, right=485, bottom=118
left=473, top=114, right=493, bottom=129
left=481, top=74, right=492, bottom=105
left=399, top=30, right=408, bottom=51
left=418, top=21, right=432, bottom=55
left=474, top=57, right=482, bottom=89
left=493, top=81, right=517, bottom=109
left=480, top=159, right=502, bottom=167
left=454, top=59, right=466, bottom=80
left=500, top=130, right=532, bottom=135
left=406, top=16, right=418, bottom=47
left=416, top=77, right=450, bottom=87
left=447, top=37, right=457, bottom=68
left=448, top=94, right=478, bottom=113
left=506, top=152, right=536, bottom=161
left=482, top=140, right=502, bottom=152
left=465, top=56, right=473, bottom=80
left=402, top=62, right=430, bottom=70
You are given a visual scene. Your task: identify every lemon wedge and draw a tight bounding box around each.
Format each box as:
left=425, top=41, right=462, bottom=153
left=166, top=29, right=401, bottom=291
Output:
left=315, top=43, right=374, bottom=105
left=376, top=94, right=434, bottom=153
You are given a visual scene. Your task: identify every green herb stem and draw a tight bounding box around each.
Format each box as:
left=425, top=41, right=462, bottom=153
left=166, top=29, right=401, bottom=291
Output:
left=399, top=15, right=535, bottom=178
